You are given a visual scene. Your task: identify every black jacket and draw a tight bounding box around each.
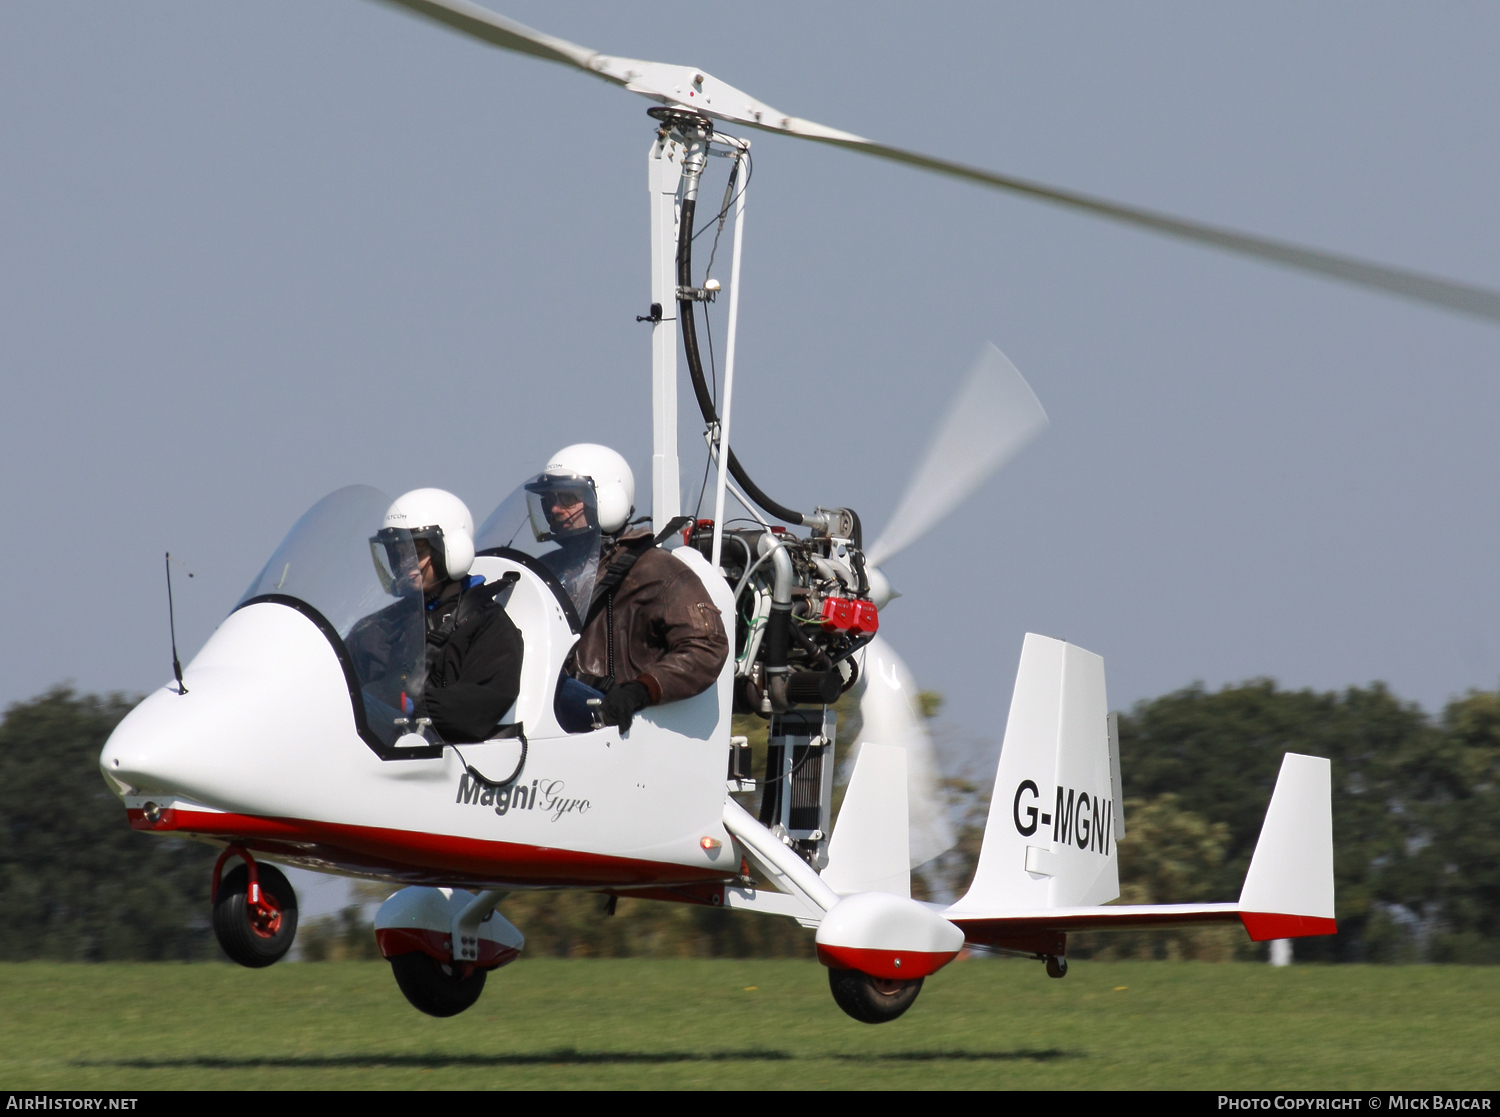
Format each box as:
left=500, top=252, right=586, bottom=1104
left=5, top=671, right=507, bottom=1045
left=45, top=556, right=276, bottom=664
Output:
left=422, top=577, right=525, bottom=742
left=347, top=577, right=523, bottom=744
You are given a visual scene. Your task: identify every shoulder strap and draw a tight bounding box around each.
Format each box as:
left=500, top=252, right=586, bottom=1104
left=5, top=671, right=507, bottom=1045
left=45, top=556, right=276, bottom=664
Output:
left=432, top=571, right=521, bottom=648
left=462, top=570, right=520, bottom=624
left=583, top=516, right=691, bottom=628
left=651, top=516, right=695, bottom=548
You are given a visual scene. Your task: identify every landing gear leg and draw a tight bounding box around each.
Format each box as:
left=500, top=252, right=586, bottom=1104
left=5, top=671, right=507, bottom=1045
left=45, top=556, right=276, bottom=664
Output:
left=211, top=846, right=298, bottom=968
left=827, top=968, right=924, bottom=1024
left=1045, top=954, right=1068, bottom=979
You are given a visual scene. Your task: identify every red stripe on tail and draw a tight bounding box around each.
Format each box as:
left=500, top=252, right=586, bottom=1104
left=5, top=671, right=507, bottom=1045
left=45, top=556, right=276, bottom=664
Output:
left=1239, top=912, right=1337, bottom=941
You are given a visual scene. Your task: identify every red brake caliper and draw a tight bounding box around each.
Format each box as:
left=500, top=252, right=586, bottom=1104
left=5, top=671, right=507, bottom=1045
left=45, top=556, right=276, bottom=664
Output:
left=211, top=843, right=282, bottom=939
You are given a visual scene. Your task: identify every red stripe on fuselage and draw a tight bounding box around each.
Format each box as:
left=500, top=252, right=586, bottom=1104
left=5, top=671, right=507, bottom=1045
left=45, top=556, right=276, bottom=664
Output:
left=815, top=944, right=959, bottom=981
left=125, top=807, right=731, bottom=889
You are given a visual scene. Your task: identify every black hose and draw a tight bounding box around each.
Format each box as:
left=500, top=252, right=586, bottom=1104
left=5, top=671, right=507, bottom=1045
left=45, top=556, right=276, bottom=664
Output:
left=676, top=195, right=806, bottom=527
left=448, top=731, right=527, bottom=790
left=788, top=612, right=834, bottom=670
left=764, top=608, right=791, bottom=667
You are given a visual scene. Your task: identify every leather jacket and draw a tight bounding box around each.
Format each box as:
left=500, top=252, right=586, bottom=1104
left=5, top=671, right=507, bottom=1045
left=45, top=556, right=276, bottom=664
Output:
left=568, top=532, right=728, bottom=705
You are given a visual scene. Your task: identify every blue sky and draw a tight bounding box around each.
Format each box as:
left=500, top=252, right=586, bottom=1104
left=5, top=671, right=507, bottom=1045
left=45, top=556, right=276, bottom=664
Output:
left=5, top=1, right=1500, bottom=777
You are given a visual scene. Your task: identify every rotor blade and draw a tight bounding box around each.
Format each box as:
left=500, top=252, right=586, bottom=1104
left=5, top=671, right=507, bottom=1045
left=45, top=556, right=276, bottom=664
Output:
left=375, top=0, right=605, bottom=72
left=804, top=136, right=1500, bottom=324
left=852, top=634, right=955, bottom=869
left=375, top=0, right=1500, bottom=325
left=375, top=0, right=865, bottom=140
left=867, top=343, right=1048, bottom=569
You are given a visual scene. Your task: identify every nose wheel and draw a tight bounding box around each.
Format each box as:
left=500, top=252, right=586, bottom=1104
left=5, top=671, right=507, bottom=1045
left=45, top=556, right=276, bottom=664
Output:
left=827, top=968, right=924, bottom=1024
left=389, top=952, right=489, bottom=1017
left=212, top=859, right=298, bottom=968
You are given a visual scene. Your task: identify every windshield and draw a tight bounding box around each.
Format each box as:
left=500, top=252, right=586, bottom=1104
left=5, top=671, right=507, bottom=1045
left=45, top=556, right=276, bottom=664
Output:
left=474, top=474, right=600, bottom=624
left=239, top=485, right=424, bottom=748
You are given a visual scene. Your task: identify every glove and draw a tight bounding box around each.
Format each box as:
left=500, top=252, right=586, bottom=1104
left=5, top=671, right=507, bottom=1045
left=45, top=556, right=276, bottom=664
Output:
left=597, top=681, right=650, bottom=732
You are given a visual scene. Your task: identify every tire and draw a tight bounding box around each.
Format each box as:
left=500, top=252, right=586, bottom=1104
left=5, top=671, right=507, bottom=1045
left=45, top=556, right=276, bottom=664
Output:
left=389, top=951, right=488, bottom=1018
left=1045, top=954, right=1068, bottom=979
left=827, top=967, right=923, bottom=1024
left=212, top=862, right=298, bottom=968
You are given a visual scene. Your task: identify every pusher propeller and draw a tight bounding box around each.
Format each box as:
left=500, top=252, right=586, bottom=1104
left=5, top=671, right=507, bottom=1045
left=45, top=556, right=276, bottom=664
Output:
left=849, top=346, right=1047, bottom=870
left=866, top=343, right=1049, bottom=570
left=849, top=634, right=956, bottom=870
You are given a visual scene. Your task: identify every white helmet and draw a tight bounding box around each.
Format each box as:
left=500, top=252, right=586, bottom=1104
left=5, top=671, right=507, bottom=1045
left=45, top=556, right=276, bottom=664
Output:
left=542, top=444, right=635, bottom=535
left=382, top=488, right=475, bottom=582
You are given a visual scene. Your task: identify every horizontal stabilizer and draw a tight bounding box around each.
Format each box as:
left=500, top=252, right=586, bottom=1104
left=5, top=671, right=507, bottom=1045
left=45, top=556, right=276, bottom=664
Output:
left=948, top=902, right=1241, bottom=953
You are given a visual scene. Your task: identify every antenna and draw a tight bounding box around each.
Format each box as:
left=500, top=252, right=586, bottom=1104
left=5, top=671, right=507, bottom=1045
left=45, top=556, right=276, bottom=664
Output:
left=165, top=552, right=193, bottom=695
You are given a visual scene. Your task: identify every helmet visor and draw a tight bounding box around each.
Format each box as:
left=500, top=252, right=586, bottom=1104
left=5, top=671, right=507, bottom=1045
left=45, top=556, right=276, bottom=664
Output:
left=524, top=474, right=599, bottom=542
left=474, top=474, right=602, bottom=626
left=368, top=526, right=424, bottom=597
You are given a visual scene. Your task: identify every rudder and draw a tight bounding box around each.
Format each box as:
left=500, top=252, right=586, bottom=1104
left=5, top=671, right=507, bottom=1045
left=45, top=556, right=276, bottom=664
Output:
left=1238, top=752, right=1336, bottom=940
left=955, top=634, right=1120, bottom=911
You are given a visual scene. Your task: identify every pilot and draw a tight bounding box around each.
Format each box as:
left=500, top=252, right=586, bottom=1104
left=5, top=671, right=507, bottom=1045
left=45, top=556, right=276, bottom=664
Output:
left=537, top=444, right=728, bottom=732
left=353, top=488, right=524, bottom=743
left=525, top=471, right=599, bottom=617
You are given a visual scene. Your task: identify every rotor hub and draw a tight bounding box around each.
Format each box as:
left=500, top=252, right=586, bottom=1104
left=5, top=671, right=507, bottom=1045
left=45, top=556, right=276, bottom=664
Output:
left=647, top=105, right=713, bottom=139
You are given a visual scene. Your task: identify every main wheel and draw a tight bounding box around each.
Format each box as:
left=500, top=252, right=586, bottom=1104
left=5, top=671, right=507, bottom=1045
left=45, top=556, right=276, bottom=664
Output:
left=1045, top=954, right=1068, bottom=979
left=827, top=968, right=923, bottom=1024
left=389, top=951, right=488, bottom=1018
left=212, top=862, right=298, bottom=968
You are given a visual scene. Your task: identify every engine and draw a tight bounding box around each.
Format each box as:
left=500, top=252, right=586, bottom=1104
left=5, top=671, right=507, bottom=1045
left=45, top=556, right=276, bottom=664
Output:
left=684, top=507, right=877, bottom=867
left=684, top=506, right=877, bottom=716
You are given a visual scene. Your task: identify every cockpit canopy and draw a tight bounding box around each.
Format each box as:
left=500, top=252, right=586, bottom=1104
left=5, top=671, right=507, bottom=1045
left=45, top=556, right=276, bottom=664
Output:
left=238, top=485, right=424, bottom=749
left=236, top=479, right=604, bottom=751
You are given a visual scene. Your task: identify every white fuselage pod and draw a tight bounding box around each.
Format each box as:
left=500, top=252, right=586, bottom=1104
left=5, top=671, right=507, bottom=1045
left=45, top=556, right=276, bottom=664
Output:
left=100, top=550, right=739, bottom=891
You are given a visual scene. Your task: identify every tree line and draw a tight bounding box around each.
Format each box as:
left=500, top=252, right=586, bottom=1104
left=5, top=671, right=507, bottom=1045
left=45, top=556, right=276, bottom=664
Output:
left=1, top=678, right=1495, bottom=962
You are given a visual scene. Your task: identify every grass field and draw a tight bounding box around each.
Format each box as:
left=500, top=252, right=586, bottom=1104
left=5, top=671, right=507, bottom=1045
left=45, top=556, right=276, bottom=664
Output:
left=1, top=959, right=1496, bottom=1090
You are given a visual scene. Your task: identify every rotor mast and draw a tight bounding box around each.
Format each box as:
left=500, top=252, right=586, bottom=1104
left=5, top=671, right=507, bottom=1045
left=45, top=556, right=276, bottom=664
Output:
left=647, top=124, right=688, bottom=533
left=649, top=109, right=813, bottom=537
left=648, top=113, right=714, bottom=533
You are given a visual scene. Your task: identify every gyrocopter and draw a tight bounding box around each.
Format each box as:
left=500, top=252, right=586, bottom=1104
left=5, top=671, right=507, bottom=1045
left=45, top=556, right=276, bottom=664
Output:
left=107, top=0, right=1500, bottom=1023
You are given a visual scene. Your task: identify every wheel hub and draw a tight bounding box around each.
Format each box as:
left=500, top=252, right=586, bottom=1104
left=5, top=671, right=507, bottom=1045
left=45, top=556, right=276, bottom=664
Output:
left=247, top=895, right=282, bottom=939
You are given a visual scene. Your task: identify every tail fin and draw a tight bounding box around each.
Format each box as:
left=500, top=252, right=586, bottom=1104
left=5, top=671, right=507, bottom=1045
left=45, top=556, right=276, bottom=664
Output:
left=956, top=634, right=1120, bottom=911
left=1238, top=752, right=1336, bottom=940
left=822, top=743, right=911, bottom=897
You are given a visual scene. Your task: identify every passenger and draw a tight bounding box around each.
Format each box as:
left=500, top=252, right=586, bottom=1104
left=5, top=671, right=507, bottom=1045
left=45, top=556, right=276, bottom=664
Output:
left=538, top=445, right=729, bottom=732
left=352, top=488, right=523, bottom=743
